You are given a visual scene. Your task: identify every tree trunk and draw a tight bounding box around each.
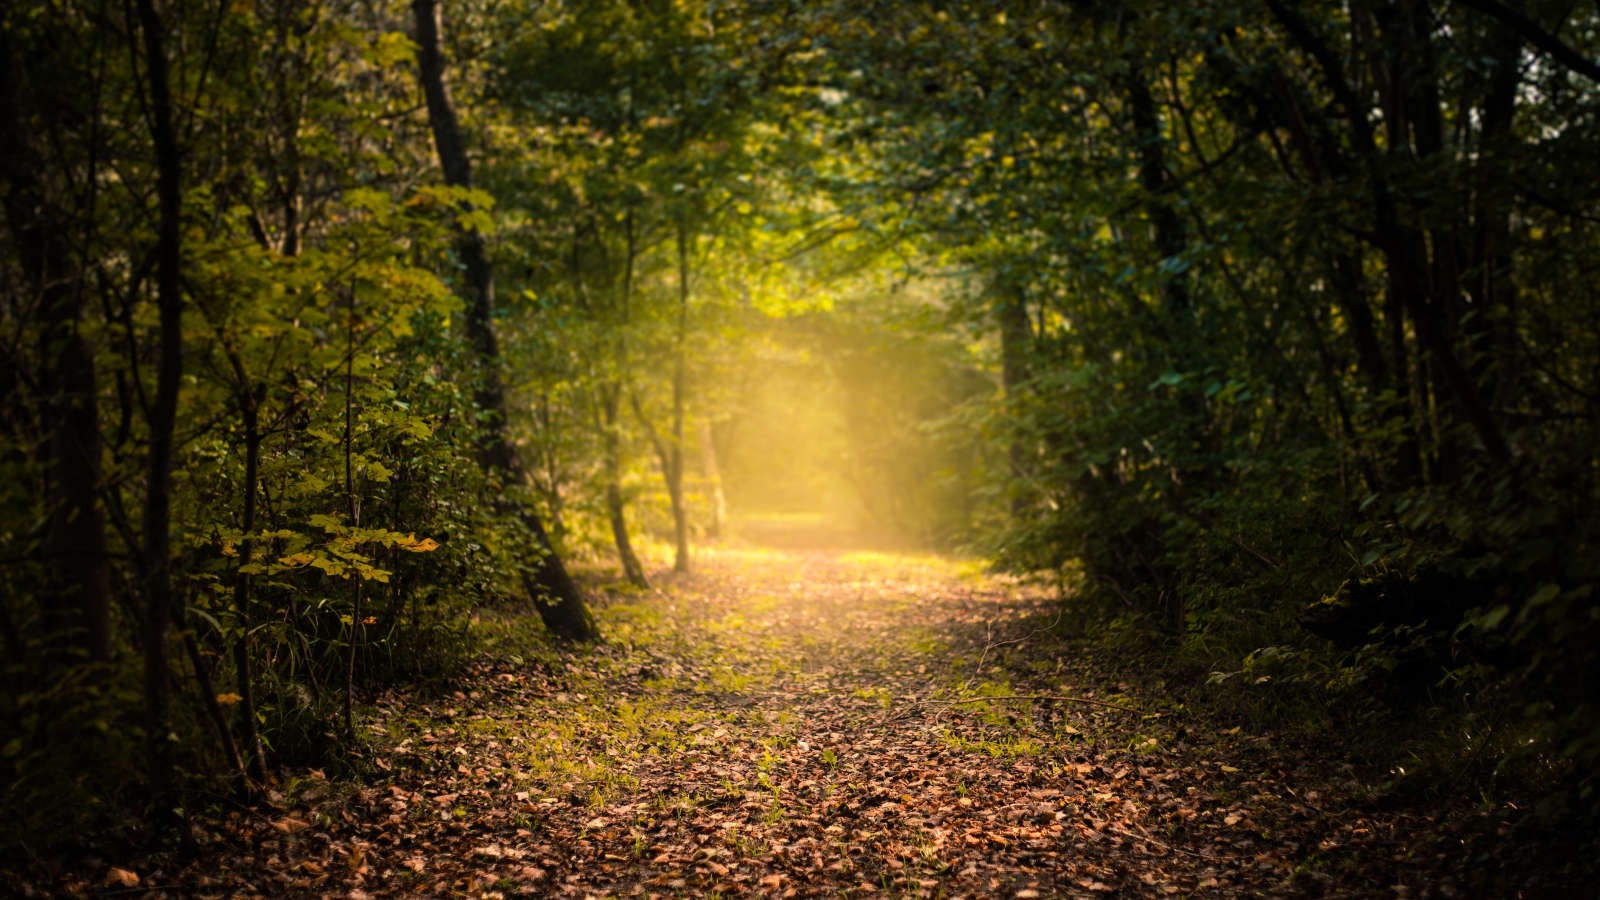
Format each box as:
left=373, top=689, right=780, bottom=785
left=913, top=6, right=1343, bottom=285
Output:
left=1268, top=0, right=1512, bottom=467
left=669, top=217, right=691, bottom=573
left=182, top=628, right=245, bottom=788
left=1464, top=22, right=1522, bottom=410
left=412, top=0, right=596, bottom=640
left=134, top=0, right=185, bottom=820
left=1253, top=57, right=1422, bottom=484
left=1372, top=1, right=1511, bottom=467
left=603, top=384, right=650, bottom=589
left=342, top=299, right=361, bottom=736
left=1123, top=53, right=1199, bottom=633
left=232, top=403, right=267, bottom=783
left=594, top=204, right=649, bottom=588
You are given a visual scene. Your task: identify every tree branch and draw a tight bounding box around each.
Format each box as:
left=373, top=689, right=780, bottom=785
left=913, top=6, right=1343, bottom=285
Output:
left=1455, top=0, right=1600, bottom=85
left=932, top=695, right=1153, bottom=715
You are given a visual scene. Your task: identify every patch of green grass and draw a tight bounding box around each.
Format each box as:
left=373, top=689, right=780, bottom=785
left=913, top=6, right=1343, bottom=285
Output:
left=723, top=822, right=766, bottom=859
left=596, top=599, right=669, bottom=644
left=707, top=611, right=751, bottom=636
left=743, top=593, right=781, bottom=617
left=942, top=728, right=1043, bottom=758
left=852, top=686, right=894, bottom=709
left=762, top=798, right=787, bottom=825
left=696, top=667, right=755, bottom=694
left=902, top=627, right=949, bottom=657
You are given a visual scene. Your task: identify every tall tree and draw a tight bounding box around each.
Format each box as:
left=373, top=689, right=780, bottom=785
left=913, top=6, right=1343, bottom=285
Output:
left=412, top=0, right=596, bottom=641
left=133, top=0, right=185, bottom=819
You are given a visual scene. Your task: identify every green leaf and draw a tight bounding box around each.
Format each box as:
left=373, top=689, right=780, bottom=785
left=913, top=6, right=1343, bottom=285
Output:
left=1527, top=584, right=1561, bottom=608
left=1476, top=604, right=1511, bottom=631
left=1147, top=371, right=1184, bottom=390
left=187, top=607, right=225, bottom=635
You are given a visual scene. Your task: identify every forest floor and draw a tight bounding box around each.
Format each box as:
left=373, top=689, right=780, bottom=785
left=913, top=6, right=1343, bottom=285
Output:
left=21, top=519, right=1584, bottom=898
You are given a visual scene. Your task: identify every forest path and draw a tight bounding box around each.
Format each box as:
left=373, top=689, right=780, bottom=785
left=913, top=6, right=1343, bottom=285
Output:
left=145, top=530, right=1465, bottom=898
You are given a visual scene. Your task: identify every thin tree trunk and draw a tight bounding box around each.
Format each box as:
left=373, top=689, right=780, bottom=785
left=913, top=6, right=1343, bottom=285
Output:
left=603, top=384, right=650, bottom=588
left=1465, top=23, right=1522, bottom=410
left=412, top=0, right=595, bottom=640
left=231, top=403, right=268, bottom=782
left=181, top=628, right=245, bottom=787
left=699, top=418, right=726, bottom=540
left=669, top=217, right=691, bottom=573
left=134, top=0, right=185, bottom=820
left=588, top=206, right=649, bottom=588
left=342, top=297, right=360, bottom=736
left=46, top=331, right=112, bottom=661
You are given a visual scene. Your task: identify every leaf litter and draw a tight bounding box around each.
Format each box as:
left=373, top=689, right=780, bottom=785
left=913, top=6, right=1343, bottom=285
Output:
left=22, top=542, right=1573, bottom=897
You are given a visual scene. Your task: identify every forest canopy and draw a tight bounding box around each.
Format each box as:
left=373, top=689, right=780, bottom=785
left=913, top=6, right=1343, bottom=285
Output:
left=3, top=0, right=1598, bottom=863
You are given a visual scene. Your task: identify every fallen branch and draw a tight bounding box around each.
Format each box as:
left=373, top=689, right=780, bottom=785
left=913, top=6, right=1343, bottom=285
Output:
left=932, top=695, right=1154, bottom=716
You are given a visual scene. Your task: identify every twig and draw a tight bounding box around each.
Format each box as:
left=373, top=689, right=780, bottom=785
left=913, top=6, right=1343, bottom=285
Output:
left=932, top=695, right=1154, bottom=716
left=957, top=619, right=996, bottom=696
left=1228, top=532, right=1283, bottom=570
left=958, top=603, right=1066, bottom=696
left=1109, top=824, right=1234, bottom=861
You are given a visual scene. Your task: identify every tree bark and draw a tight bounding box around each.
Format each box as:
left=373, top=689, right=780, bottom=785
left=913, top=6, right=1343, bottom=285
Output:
left=232, top=401, right=268, bottom=783
left=598, top=207, right=649, bottom=588
left=603, top=384, right=650, bottom=589
left=1464, top=21, right=1522, bottom=409
left=669, top=217, right=691, bottom=573
left=1374, top=0, right=1512, bottom=467
left=412, top=0, right=596, bottom=640
left=134, top=0, right=185, bottom=819
left=342, top=296, right=361, bottom=736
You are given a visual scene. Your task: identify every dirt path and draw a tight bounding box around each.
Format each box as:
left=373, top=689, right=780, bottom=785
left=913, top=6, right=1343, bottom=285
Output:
left=58, top=539, right=1509, bottom=898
